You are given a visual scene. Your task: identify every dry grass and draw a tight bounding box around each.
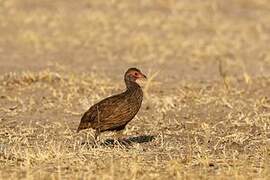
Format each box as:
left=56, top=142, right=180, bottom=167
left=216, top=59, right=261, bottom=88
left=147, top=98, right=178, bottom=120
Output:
left=1, top=0, right=270, bottom=179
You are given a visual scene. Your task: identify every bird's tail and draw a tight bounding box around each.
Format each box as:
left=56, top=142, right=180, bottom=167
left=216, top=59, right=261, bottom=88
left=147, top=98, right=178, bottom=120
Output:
left=76, top=122, right=88, bottom=133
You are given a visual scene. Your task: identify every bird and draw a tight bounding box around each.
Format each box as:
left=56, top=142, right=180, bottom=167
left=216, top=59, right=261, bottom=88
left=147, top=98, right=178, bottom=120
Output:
left=77, top=68, right=147, bottom=141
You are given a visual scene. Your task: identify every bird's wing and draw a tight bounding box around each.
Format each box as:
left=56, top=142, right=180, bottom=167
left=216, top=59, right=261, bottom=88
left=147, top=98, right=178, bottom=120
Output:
left=77, top=93, right=139, bottom=132
left=98, top=96, right=137, bottom=129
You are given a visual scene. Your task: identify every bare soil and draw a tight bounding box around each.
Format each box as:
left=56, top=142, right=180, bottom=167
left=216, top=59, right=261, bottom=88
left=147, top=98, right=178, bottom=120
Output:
left=1, top=0, right=270, bottom=179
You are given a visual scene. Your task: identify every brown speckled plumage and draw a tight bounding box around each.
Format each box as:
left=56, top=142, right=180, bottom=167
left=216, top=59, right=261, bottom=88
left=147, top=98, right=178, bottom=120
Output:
left=77, top=68, right=147, bottom=139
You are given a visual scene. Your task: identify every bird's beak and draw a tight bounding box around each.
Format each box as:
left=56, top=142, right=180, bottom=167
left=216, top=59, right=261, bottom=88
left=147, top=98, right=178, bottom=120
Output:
left=141, top=73, right=147, bottom=80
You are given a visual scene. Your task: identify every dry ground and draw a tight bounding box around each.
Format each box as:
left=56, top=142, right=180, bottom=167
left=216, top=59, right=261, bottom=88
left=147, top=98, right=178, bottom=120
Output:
left=1, top=0, right=270, bottom=179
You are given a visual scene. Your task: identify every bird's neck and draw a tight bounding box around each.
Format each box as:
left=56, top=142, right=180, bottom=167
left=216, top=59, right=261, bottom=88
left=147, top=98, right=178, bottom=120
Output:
left=124, top=79, right=143, bottom=102
left=125, top=79, right=141, bottom=91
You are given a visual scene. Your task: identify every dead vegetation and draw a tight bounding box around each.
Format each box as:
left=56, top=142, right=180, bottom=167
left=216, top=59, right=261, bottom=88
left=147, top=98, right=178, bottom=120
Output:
left=1, top=0, right=270, bottom=179
left=1, top=69, right=270, bottom=179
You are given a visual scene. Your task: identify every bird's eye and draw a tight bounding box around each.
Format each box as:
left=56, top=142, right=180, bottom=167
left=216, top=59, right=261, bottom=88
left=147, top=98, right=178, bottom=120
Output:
left=134, top=72, right=138, bottom=76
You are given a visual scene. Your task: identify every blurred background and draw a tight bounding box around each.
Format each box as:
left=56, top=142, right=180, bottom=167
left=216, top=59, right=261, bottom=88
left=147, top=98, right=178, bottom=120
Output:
left=1, top=0, right=270, bottom=83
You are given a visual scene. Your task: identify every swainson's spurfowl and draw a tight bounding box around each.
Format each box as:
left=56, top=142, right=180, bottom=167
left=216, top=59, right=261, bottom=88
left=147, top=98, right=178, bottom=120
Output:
left=77, top=68, right=147, bottom=140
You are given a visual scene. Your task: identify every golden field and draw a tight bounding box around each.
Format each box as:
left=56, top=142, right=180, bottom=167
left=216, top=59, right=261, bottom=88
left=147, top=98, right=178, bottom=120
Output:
left=0, top=0, right=270, bottom=179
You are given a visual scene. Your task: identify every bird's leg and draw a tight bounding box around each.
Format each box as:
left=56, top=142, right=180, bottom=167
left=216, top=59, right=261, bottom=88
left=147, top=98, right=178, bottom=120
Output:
left=114, top=130, right=125, bottom=143
left=94, top=129, right=100, bottom=143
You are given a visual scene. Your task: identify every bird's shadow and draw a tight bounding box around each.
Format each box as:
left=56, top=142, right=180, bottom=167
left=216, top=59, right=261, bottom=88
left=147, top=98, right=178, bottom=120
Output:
left=82, top=135, right=156, bottom=148
left=102, top=135, right=156, bottom=147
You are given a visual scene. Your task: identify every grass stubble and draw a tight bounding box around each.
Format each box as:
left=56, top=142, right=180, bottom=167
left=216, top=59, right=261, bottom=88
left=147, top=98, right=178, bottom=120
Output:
left=0, top=0, right=270, bottom=179
left=0, top=66, right=270, bottom=179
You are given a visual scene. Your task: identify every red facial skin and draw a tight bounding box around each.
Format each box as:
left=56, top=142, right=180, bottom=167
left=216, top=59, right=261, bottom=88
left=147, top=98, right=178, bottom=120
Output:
left=130, top=71, right=147, bottom=80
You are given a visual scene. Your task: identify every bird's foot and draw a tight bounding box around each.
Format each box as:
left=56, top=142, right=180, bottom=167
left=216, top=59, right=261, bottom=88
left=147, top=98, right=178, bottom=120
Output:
left=116, top=137, right=132, bottom=146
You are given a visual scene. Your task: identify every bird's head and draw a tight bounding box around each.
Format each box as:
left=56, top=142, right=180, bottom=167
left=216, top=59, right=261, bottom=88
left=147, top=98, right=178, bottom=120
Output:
left=124, top=68, right=147, bottom=83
